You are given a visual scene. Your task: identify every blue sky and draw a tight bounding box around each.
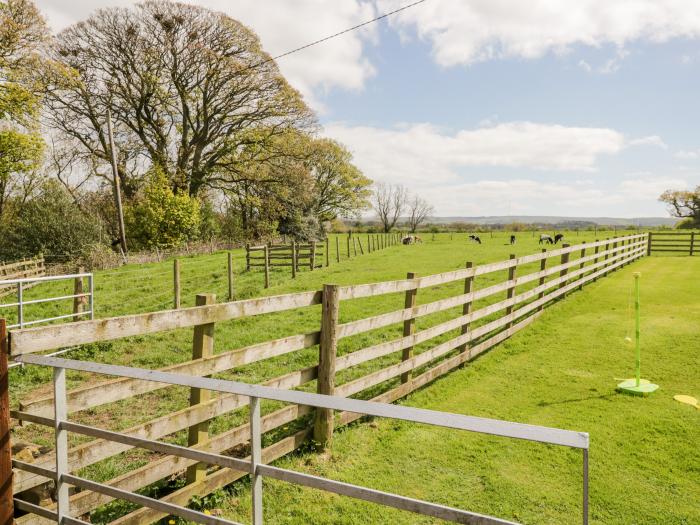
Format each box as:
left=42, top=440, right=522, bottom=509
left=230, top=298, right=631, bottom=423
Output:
left=36, top=0, right=700, bottom=218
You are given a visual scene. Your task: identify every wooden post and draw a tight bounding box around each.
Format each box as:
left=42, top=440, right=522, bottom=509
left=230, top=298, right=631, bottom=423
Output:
left=245, top=244, right=251, bottom=271
left=264, top=246, right=270, bottom=288
left=0, top=319, right=13, bottom=524
left=310, top=241, right=316, bottom=271
left=346, top=233, right=351, bottom=258
left=401, top=273, right=418, bottom=384
left=537, top=249, right=547, bottom=312
left=335, top=236, right=340, bottom=263
left=367, top=234, right=371, bottom=253
left=457, top=262, right=474, bottom=355
left=352, top=237, right=358, bottom=257
left=325, top=237, right=330, bottom=267
left=646, top=232, right=652, bottom=256
left=689, top=231, right=695, bottom=256
left=358, top=236, right=365, bottom=255
left=315, top=284, right=339, bottom=447
left=291, top=242, right=297, bottom=279
left=227, top=252, right=235, bottom=301
left=186, top=293, right=216, bottom=483
left=578, top=242, right=587, bottom=291
left=505, top=255, right=517, bottom=328
left=173, top=259, right=181, bottom=309
left=608, top=240, right=618, bottom=275
left=559, top=244, right=571, bottom=295
left=73, top=267, right=85, bottom=321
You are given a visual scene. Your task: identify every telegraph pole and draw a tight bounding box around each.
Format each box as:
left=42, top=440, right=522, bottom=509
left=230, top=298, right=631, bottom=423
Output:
left=107, top=109, right=128, bottom=259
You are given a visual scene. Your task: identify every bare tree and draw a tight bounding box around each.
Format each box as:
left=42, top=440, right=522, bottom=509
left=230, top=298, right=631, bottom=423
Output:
left=373, top=182, right=407, bottom=233
left=44, top=1, right=315, bottom=197
left=406, top=194, right=434, bottom=233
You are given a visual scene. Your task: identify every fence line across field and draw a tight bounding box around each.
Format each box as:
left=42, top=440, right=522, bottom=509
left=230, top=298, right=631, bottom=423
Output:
left=14, top=353, right=589, bottom=525
left=3, top=232, right=647, bottom=525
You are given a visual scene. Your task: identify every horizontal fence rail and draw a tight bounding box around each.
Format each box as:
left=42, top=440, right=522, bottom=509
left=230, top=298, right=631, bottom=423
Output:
left=14, top=354, right=589, bottom=525
left=3, top=233, right=647, bottom=525
left=647, top=231, right=697, bottom=255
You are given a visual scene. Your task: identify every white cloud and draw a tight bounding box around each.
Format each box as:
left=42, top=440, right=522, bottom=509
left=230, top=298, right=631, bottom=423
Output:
left=628, top=135, right=667, bottom=149
left=675, top=149, right=700, bottom=159
left=35, top=0, right=377, bottom=111
left=379, top=0, right=700, bottom=67
left=324, top=121, right=675, bottom=216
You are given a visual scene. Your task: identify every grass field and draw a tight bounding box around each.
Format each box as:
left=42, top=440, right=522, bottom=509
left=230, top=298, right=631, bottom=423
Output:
left=6, top=231, right=697, bottom=524
left=218, top=256, right=700, bottom=525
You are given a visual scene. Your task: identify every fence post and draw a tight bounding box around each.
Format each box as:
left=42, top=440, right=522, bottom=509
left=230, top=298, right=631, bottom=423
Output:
left=690, top=231, right=695, bottom=256
left=88, top=274, right=95, bottom=320
left=0, top=319, right=13, bottom=524
left=264, top=246, right=270, bottom=289
left=358, top=236, right=364, bottom=255
left=537, top=250, right=547, bottom=312
left=335, top=236, right=340, bottom=263
left=505, top=255, right=517, bottom=328
left=54, top=366, right=70, bottom=521
left=291, top=241, right=297, bottom=279
left=186, top=293, right=216, bottom=484
left=326, top=237, right=330, bottom=267
left=73, top=267, right=85, bottom=321
left=559, top=244, right=571, bottom=296
left=401, top=273, right=418, bottom=384
left=346, top=233, right=351, bottom=258
left=250, top=396, right=263, bottom=525
left=458, top=262, right=474, bottom=355
left=310, top=241, right=316, bottom=271
left=646, top=232, right=652, bottom=256
left=245, top=244, right=251, bottom=271
left=367, top=234, right=371, bottom=253
left=315, top=284, right=339, bottom=448
left=227, top=252, right=235, bottom=301
left=17, top=282, right=23, bottom=329
left=608, top=240, right=618, bottom=276
left=173, top=259, right=181, bottom=309
left=578, top=242, right=587, bottom=291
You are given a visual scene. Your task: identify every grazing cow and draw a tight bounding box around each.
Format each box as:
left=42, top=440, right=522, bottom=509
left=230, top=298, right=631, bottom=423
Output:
left=414, top=235, right=423, bottom=244
left=510, top=235, right=516, bottom=245
left=468, top=234, right=482, bottom=244
left=402, top=235, right=423, bottom=245
left=539, top=234, right=554, bottom=245
left=554, top=233, right=564, bottom=244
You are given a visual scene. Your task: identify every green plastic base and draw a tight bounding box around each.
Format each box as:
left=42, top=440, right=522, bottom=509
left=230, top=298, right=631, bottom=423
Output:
left=617, top=378, right=659, bottom=396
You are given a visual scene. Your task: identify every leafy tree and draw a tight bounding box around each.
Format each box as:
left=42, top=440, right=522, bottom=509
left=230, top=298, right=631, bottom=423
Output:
left=125, top=168, right=201, bottom=249
left=0, top=179, right=101, bottom=260
left=305, top=138, right=372, bottom=223
left=0, top=0, right=48, bottom=220
left=659, top=186, right=700, bottom=228
left=45, top=1, right=315, bottom=196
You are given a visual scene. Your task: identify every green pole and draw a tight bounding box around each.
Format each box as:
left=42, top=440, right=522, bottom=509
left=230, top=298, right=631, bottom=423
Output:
left=634, top=272, right=641, bottom=387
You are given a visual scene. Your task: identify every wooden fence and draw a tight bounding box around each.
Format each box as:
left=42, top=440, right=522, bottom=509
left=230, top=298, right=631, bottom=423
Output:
left=0, top=257, right=45, bottom=298
left=3, top=233, right=646, bottom=525
left=246, top=232, right=403, bottom=288
left=647, top=231, right=697, bottom=255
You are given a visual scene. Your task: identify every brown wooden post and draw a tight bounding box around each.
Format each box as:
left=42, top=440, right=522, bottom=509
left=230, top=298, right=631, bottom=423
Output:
left=325, top=237, right=330, bottom=267
left=609, top=240, right=618, bottom=275
left=357, top=236, right=365, bottom=255
left=578, top=242, right=587, bottom=291
left=346, top=233, right=351, bottom=258
left=559, top=244, right=571, bottom=295
left=291, top=242, right=297, bottom=279
left=264, top=245, right=270, bottom=288
left=173, top=259, right=181, bottom=309
left=227, top=252, right=234, bottom=301
left=352, top=237, right=358, bottom=257
left=310, top=241, right=316, bottom=271
left=315, top=284, right=339, bottom=447
left=537, top=249, right=547, bottom=312
left=245, top=243, right=251, bottom=271
left=335, top=236, right=340, bottom=263
left=367, top=234, right=371, bottom=253
left=457, top=262, right=474, bottom=354
left=0, top=319, right=13, bottom=524
left=689, top=231, right=695, bottom=256
left=505, top=255, right=517, bottom=328
left=186, top=293, right=216, bottom=483
left=73, top=267, right=85, bottom=321
left=592, top=240, right=601, bottom=281
left=646, top=232, right=652, bottom=256
left=401, top=273, right=418, bottom=384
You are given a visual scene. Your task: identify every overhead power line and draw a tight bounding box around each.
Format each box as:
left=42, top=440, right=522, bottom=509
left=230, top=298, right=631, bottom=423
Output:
left=270, top=0, right=427, bottom=62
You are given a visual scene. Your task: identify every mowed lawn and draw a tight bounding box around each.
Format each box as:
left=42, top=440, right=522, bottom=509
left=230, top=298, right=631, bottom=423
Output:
left=219, top=256, right=700, bottom=525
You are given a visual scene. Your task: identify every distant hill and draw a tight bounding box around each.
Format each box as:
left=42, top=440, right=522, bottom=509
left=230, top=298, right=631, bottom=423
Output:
left=428, top=216, right=677, bottom=227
